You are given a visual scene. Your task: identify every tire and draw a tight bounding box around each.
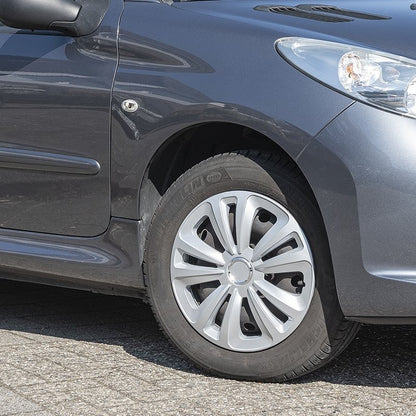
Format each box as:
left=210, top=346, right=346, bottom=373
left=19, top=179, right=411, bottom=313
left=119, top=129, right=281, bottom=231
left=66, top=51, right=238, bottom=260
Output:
left=144, top=151, right=359, bottom=381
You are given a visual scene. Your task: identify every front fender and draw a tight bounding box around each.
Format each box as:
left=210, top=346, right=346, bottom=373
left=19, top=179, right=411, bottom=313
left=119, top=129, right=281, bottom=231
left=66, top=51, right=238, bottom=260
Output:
left=110, top=1, right=353, bottom=219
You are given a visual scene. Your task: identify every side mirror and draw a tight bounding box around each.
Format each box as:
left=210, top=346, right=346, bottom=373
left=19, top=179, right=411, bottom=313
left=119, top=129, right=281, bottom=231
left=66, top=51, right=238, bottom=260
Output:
left=0, top=0, right=109, bottom=37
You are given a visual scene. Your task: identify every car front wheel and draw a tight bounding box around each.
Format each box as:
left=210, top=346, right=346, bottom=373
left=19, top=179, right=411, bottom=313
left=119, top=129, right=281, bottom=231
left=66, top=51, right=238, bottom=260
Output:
left=145, top=151, right=359, bottom=381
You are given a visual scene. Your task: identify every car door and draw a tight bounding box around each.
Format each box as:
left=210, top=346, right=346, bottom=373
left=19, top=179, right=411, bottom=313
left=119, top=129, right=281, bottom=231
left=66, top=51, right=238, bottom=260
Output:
left=0, top=0, right=123, bottom=236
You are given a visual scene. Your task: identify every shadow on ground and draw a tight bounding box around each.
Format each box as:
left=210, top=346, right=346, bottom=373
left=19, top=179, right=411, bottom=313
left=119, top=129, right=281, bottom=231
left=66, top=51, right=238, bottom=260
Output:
left=0, top=279, right=415, bottom=388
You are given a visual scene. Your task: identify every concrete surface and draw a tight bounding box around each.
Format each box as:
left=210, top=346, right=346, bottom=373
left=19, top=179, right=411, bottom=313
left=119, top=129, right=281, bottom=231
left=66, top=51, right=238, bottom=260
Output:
left=0, top=279, right=414, bottom=416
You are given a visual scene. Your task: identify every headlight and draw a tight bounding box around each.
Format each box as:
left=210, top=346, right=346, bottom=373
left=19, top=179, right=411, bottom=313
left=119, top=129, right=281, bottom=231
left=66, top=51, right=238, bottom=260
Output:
left=276, top=37, right=416, bottom=118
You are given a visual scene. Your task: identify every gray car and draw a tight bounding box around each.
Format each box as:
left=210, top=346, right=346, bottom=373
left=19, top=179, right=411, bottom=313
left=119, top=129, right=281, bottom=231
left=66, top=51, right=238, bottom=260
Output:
left=0, top=0, right=414, bottom=381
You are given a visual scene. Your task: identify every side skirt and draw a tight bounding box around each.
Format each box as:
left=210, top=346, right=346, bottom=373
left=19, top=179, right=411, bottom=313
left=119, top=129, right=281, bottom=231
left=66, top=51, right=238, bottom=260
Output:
left=0, top=218, right=145, bottom=297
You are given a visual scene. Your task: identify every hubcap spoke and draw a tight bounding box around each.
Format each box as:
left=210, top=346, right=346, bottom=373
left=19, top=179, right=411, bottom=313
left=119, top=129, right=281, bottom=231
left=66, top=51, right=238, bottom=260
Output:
left=252, top=218, right=296, bottom=262
left=176, top=230, right=225, bottom=267
left=208, top=199, right=237, bottom=255
left=247, top=287, right=284, bottom=340
left=255, top=247, right=311, bottom=275
left=254, top=279, right=306, bottom=319
left=194, top=284, right=230, bottom=331
left=235, top=194, right=256, bottom=254
left=171, top=263, right=224, bottom=286
left=219, top=288, right=243, bottom=348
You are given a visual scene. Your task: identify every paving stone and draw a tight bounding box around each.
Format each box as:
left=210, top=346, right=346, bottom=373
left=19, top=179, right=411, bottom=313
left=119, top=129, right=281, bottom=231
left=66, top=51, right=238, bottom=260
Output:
left=47, top=399, right=110, bottom=416
left=0, top=386, right=41, bottom=414
left=99, top=371, right=157, bottom=397
left=0, top=362, right=45, bottom=387
left=0, top=330, right=35, bottom=346
left=75, top=386, right=139, bottom=410
left=377, top=406, right=416, bottom=416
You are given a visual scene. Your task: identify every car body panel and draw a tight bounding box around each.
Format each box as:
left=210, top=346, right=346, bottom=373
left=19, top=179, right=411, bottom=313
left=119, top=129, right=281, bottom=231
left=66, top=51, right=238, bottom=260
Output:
left=0, top=0, right=123, bottom=236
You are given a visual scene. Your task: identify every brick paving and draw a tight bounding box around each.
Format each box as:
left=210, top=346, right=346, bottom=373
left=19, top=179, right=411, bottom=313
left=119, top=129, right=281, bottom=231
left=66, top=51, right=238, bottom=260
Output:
left=0, top=279, right=415, bottom=416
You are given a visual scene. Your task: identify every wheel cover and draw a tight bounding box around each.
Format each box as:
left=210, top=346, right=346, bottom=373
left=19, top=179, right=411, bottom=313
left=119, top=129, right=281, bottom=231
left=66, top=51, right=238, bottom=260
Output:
left=170, top=191, right=315, bottom=352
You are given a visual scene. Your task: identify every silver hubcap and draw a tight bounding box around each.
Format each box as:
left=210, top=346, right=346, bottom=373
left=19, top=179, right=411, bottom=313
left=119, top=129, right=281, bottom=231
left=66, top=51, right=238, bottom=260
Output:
left=170, top=191, right=314, bottom=352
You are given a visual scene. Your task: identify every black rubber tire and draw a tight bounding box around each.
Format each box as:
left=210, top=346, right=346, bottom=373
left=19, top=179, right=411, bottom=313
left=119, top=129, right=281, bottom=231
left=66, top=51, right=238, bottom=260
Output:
left=144, top=151, right=359, bottom=381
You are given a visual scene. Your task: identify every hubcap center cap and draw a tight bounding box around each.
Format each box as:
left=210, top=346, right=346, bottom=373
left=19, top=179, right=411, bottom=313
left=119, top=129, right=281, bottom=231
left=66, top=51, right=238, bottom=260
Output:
left=226, top=257, right=253, bottom=285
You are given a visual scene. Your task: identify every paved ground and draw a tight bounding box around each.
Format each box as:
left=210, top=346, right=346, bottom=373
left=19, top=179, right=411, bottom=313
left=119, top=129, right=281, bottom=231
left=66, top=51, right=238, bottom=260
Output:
left=0, top=279, right=415, bottom=416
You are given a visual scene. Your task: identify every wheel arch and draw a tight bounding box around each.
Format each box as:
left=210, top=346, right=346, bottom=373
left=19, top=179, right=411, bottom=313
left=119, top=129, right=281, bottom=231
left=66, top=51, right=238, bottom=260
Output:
left=137, top=121, right=332, bottom=276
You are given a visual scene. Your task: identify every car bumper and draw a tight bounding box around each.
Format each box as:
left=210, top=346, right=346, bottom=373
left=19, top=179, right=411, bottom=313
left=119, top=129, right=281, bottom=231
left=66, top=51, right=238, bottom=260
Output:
left=298, top=101, right=416, bottom=318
